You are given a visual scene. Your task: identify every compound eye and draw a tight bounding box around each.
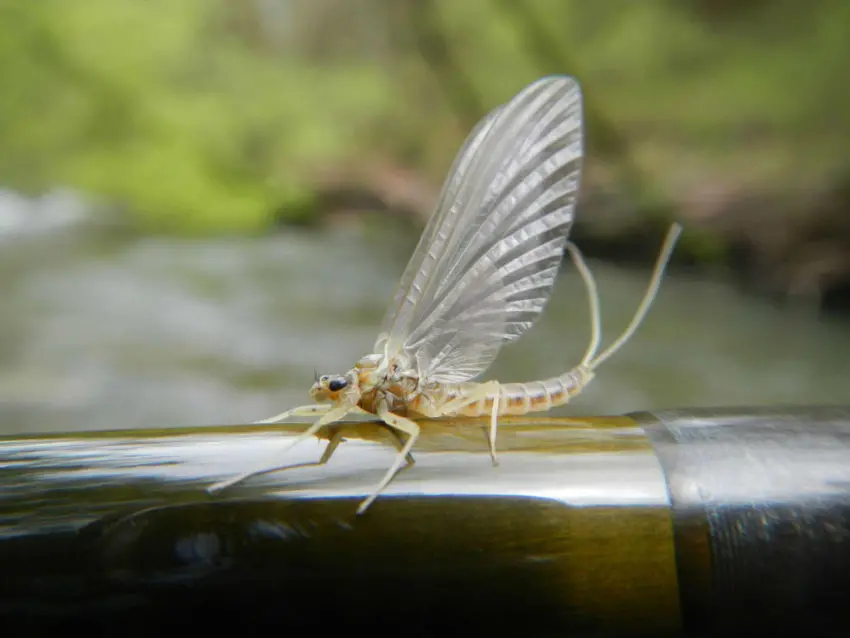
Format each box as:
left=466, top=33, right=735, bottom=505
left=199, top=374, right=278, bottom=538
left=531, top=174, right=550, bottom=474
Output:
left=328, top=378, right=347, bottom=392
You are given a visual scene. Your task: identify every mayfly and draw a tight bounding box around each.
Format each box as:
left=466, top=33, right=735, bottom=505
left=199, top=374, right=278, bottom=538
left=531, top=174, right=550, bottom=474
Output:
left=208, top=76, right=682, bottom=514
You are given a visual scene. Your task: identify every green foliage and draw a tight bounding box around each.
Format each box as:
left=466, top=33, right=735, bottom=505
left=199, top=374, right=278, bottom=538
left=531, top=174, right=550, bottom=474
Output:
left=435, top=0, right=850, bottom=189
left=0, top=0, right=394, bottom=233
left=0, top=0, right=848, bottom=233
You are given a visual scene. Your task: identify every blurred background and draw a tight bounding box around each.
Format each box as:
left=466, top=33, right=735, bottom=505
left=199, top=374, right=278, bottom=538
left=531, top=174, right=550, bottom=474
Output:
left=1, top=0, right=849, bottom=435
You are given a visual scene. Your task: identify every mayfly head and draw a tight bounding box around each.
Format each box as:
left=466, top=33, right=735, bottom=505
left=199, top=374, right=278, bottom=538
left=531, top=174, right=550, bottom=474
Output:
left=310, top=371, right=358, bottom=404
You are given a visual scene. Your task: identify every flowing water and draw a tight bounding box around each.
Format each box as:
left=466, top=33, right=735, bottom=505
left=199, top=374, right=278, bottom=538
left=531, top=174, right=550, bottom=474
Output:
left=1, top=201, right=849, bottom=435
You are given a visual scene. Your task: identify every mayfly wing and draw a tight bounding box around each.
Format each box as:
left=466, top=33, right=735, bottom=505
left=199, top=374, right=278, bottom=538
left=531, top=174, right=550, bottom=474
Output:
left=374, top=76, right=583, bottom=384
left=373, top=106, right=504, bottom=356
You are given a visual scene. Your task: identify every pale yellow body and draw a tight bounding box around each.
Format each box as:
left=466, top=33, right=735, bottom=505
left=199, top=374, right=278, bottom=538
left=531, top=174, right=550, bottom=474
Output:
left=346, top=353, right=592, bottom=420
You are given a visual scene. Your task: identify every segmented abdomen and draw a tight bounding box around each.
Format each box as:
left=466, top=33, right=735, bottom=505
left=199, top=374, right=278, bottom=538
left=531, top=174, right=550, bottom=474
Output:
left=449, top=367, right=592, bottom=417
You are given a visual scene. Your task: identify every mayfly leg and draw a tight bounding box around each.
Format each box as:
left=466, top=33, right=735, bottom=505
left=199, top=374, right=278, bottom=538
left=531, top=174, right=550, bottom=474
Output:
left=207, top=404, right=353, bottom=493
left=207, top=428, right=349, bottom=491
left=433, top=380, right=503, bottom=465
left=252, top=404, right=331, bottom=424
left=207, top=406, right=416, bottom=497
left=356, top=407, right=421, bottom=515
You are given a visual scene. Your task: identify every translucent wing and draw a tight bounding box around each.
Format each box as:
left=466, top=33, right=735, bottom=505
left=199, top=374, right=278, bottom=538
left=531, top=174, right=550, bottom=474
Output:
left=374, top=76, right=583, bottom=383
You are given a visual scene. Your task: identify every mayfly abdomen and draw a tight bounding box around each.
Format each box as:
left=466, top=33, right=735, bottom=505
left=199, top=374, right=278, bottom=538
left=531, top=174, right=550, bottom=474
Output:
left=454, top=368, right=590, bottom=418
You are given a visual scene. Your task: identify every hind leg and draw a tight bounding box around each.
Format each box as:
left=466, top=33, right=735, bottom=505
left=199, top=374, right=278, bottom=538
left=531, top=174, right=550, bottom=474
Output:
left=430, top=381, right=502, bottom=467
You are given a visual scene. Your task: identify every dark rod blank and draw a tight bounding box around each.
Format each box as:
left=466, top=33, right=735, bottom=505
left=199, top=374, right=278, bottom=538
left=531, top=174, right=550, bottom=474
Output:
left=2, top=406, right=849, bottom=637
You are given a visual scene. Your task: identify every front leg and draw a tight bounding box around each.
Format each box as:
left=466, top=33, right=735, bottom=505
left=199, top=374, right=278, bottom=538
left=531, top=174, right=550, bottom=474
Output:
left=357, top=407, right=421, bottom=515
left=253, top=403, right=331, bottom=424
left=205, top=427, right=348, bottom=490
left=207, top=404, right=353, bottom=494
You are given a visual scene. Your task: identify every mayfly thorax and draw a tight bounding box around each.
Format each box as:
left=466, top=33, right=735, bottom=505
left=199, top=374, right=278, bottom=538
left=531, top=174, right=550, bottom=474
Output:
left=208, top=75, right=683, bottom=514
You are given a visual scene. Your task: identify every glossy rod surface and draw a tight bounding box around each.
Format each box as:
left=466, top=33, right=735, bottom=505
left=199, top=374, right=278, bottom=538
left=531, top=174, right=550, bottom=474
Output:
left=1, top=415, right=676, bottom=635
left=1, top=407, right=849, bottom=636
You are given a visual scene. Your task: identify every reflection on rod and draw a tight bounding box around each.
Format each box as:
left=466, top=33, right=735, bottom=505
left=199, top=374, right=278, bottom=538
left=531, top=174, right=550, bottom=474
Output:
left=1, top=405, right=850, bottom=636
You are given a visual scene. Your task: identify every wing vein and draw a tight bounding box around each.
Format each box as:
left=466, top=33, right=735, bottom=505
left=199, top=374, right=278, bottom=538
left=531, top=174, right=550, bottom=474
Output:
left=374, top=76, right=584, bottom=383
